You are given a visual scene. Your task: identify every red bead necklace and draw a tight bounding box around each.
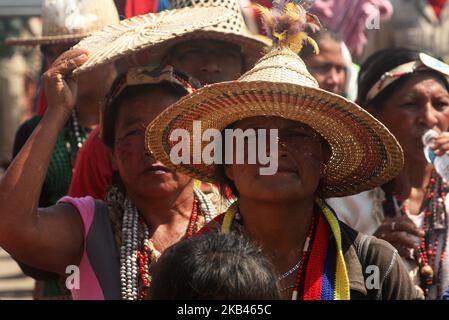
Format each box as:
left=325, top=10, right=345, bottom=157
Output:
left=136, top=199, right=200, bottom=299
left=396, top=172, right=448, bottom=297
left=291, top=212, right=318, bottom=300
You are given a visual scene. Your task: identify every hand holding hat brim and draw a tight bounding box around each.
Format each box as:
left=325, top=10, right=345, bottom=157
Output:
left=72, top=7, right=236, bottom=75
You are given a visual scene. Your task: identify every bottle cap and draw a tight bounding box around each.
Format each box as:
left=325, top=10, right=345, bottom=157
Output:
left=423, top=129, right=438, bottom=146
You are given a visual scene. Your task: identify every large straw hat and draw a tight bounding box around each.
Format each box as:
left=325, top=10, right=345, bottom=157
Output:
left=145, top=2, right=404, bottom=198
left=6, top=0, right=119, bottom=46
left=168, top=0, right=271, bottom=64
left=72, top=0, right=271, bottom=75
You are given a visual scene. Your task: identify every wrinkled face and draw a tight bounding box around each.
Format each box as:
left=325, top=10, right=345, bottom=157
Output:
left=224, top=117, right=330, bottom=202
left=304, top=40, right=347, bottom=96
left=165, top=39, right=244, bottom=85
left=112, top=89, right=192, bottom=198
left=369, top=73, right=449, bottom=163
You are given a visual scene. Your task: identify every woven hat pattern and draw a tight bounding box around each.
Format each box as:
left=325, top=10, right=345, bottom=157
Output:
left=239, top=46, right=319, bottom=87
left=7, top=0, right=119, bottom=46
left=72, top=0, right=270, bottom=74
left=74, top=6, right=233, bottom=74
left=169, top=0, right=270, bottom=61
left=145, top=43, right=404, bottom=198
left=170, top=0, right=245, bottom=34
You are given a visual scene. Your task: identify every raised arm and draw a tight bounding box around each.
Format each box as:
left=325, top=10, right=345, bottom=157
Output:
left=0, top=49, right=89, bottom=275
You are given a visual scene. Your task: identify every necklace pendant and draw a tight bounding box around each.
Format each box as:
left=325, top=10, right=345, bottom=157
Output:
left=420, top=265, right=434, bottom=278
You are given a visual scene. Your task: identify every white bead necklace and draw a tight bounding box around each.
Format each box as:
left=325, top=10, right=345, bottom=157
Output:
left=70, top=110, right=84, bottom=149
left=119, top=189, right=217, bottom=300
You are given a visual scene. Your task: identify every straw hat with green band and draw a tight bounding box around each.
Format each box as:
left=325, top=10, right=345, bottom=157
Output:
left=6, top=0, right=119, bottom=46
left=145, top=2, right=404, bottom=198
left=73, top=0, right=271, bottom=75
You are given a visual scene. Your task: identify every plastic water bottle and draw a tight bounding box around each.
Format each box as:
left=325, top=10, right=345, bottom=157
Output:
left=423, top=129, right=449, bottom=182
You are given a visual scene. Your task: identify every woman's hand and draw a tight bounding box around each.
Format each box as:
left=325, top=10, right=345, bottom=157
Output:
left=374, top=216, right=425, bottom=257
left=43, top=49, right=89, bottom=116
left=431, top=132, right=449, bottom=157
left=0, top=48, right=89, bottom=274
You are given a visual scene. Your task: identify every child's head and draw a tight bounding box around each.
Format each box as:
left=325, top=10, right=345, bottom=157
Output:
left=150, top=232, right=281, bottom=300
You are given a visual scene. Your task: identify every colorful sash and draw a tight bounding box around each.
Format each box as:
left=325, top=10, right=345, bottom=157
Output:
left=220, top=198, right=350, bottom=300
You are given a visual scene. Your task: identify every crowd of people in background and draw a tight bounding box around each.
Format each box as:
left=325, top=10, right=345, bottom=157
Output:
left=0, top=0, right=449, bottom=300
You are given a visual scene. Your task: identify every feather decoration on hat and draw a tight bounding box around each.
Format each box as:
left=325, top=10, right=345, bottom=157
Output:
left=253, top=0, right=321, bottom=54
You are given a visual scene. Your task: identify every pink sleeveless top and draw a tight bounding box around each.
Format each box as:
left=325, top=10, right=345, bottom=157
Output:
left=59, top=196, right=105, bottom=300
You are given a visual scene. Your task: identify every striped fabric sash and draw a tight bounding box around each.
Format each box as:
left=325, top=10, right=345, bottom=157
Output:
left=220, top=198, right=350, bottom=300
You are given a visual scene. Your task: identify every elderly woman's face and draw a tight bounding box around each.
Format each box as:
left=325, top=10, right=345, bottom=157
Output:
left=369, top=73, right=449, bottom=163
left=224, top=117, right=329, bottom=202
left=112, top=88, right=192, bottom=198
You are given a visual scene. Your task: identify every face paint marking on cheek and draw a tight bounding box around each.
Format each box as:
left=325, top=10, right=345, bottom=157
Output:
left=115, top=139, right=137, bottom=163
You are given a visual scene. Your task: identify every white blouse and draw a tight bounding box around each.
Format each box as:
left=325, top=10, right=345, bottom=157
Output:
left=326, top=188, right=449, bottom=299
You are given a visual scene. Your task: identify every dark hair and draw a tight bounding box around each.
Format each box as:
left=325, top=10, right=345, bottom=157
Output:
left=102, top=75, right=192, bottom=149
left=357, top=48, right=449, bottom=109
left=299, top=27, right=343, bottom=60
left=150, top=232, right=281, bottom=300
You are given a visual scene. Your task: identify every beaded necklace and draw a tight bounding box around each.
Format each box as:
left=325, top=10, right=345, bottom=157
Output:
left=277, top=213, right=317, bottom=294
left=221, top=199, right=350, bottom=300
left=291, top=212, right=318, bottom=300
left=393, top=171, right=448, bottom=297
left=65, top=110, right=89, bottom=168
left=278, top=257, right=302, bottom=282
left=136, top=200, right=199, bottom=300
left=120, top=189, right=215, bottom=300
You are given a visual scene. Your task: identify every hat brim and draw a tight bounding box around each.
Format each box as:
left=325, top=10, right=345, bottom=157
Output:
left=145, top=81, right=404, bottom=198
left=141, top=30, right=270, bottom=69
left=73, top=7, right=270, bottom=75
left=6, top=33, right=89, bottom=46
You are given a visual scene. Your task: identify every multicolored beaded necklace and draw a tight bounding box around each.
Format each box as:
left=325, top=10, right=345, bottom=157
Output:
left=221, top=198, right=350, bottom=300
left=120, top=189, right=216, bottom=300
left=392, top=171, right=448, bottom=297
left=290, top=212, right=316, bottom=300
left=135, top=200, right=200, bottom=299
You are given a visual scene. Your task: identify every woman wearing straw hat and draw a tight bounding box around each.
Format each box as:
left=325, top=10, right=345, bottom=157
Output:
left=0, top=55, right=222, bottom=299
left=329, top=48, right=449, bottom=300
left=67, top=0, right=271, bottom=201
left=7, top=0, right=120, bottom=300
left=145, top=2, right=421, bottom=300
left=0, top=6, right=244, bottom=300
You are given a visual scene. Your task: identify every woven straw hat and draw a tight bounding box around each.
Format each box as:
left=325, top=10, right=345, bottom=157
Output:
left=168, top=0, right=271, bottom=65
left=6, top=0, right=119, bottom=46
left=145, top=3, right=404, bottom=198
left=72, top=0, right=271, bottom=75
